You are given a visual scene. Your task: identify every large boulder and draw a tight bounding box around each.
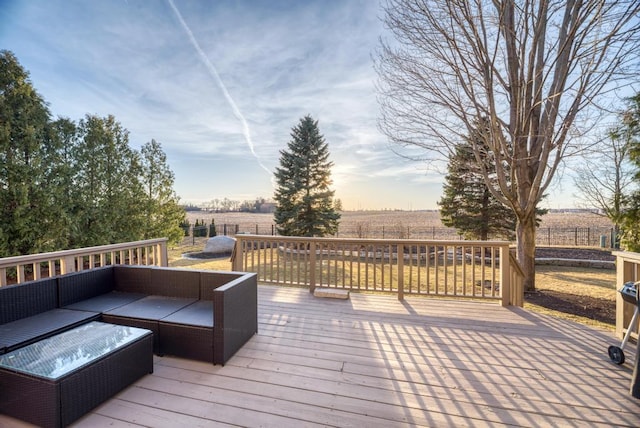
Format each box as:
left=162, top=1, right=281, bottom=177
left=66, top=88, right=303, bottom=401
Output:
left=204, top=235, right=236, bottom=254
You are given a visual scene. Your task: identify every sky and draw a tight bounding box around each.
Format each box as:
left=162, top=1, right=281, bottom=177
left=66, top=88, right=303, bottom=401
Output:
left=0, top=0, right=597, bottom=210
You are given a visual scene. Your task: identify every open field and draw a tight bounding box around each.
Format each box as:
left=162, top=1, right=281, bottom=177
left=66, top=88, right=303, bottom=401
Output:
left=186, top=209, right=615, bottom=230
left=185, top=209, right=615, bottom=245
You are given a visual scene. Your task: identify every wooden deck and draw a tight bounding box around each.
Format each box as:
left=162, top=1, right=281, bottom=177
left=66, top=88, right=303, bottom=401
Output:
left=2, top=285, right=639, bottom=427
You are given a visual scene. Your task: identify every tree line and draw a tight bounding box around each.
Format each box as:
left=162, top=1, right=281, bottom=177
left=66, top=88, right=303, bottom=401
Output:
left=0, top=51, right=184, bottom=258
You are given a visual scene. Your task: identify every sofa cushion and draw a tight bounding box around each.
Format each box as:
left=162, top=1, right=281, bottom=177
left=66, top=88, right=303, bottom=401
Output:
left=62, top=291, right=147, bottom=313
left=0, top=308, right=100, bottom=354
left=104, top=295, right=197, bottom=321
left=160, top=300, right=214, bottom=328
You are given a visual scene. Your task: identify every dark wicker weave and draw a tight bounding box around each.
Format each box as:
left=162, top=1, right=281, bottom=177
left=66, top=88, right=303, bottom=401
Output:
left=159, top=300, right=214, bottom=362
left=1, top=265, right=258, bottom=426
left=212, top=273, right=258, bottom=364
left=57, top=266, right=114, bottom=306
left=103, top=295, right=197, bottom=353
left=0, top=279, right=100, bottom=354
left=150, top=267, right=200, bottom=298
left=1, top=265, right=257, bottom=365
left=0, top=277, right=58, bottom=324
left=200, top=271, right=244, bottom=300
left=113, top=265, right=154, bottom=294
left=157, top=271, right=258, bottom=364
left=58, top=265, right=146, bottom=313
left=159, top=323, right=214, bottom=362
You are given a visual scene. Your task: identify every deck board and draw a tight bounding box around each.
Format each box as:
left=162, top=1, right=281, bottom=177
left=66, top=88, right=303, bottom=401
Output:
left=1, top=284, right=638, bottom=427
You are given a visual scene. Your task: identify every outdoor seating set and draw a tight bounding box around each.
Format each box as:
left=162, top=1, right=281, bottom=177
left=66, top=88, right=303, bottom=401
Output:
left=0, top=265, right=258, bottom=427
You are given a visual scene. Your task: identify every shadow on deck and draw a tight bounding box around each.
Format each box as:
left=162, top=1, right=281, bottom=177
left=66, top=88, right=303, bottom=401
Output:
left=2, top=285, right=638, bottom=427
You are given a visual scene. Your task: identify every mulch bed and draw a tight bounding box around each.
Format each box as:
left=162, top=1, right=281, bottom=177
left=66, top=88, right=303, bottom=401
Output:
left=528, top=247, right=616, bottom=326
left=535, top=247, right=615, bottom=261
left=182, top=251, right=232, bottom=260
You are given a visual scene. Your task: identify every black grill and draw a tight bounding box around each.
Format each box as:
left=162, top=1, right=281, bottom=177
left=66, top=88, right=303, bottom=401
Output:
left=620, top=281, right=639, bottom=306
left=608, top=281, right=639, bottom=366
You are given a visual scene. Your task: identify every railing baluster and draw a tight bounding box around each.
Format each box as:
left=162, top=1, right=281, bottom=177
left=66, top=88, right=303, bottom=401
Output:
left=398, top=243, right=404, bottom=300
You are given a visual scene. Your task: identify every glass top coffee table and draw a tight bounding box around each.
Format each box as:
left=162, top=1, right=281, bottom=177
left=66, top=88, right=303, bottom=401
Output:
left=0, top=321, right=153, bottom=427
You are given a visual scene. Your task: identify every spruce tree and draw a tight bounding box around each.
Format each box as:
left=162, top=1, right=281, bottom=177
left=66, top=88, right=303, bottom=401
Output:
left=438, top=117, right=516, bottom=240
left=274, top=115, right=340, bottom=237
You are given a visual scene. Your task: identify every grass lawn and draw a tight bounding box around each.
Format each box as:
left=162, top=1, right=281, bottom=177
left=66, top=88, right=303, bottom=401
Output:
left=526, top=265, right=616, bottom=330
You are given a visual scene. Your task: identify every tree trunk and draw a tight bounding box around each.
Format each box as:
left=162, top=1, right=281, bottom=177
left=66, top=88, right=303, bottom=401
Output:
left=516, top=214, right=537, bottom=292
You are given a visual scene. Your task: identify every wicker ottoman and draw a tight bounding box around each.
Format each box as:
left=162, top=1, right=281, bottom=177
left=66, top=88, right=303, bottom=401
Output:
left=0, top=322, right=153, bottom=428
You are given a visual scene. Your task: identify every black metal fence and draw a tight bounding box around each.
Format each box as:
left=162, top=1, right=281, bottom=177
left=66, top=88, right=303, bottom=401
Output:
left=184, top=224, right=618, bottom=248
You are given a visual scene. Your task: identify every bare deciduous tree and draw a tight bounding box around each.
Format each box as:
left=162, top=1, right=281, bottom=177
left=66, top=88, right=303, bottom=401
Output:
left=376, top=0, right=640, bottom=291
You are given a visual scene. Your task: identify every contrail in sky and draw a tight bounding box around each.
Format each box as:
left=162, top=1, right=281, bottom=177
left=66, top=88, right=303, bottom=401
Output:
left=167, top=0, right=272, bottom=178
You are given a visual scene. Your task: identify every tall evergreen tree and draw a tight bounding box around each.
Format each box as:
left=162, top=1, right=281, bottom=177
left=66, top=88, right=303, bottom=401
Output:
left=73, top=115, right=141, bottom=246
left=139, top=139, right=185, bottom=244
left=45, top=117, right=79, bottom=249
left=439, top=117, right=516, bottom=240
left=274, top=115, right=340, bottom=237
left=0, top=50, right=52, bottom=256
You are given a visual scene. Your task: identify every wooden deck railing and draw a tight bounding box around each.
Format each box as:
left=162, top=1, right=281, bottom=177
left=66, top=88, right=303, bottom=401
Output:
left=612, top=251, right=640, bottom=340
left=232, top=235, right=524, bottom=306
left=0, top=238, right=168, bottom=286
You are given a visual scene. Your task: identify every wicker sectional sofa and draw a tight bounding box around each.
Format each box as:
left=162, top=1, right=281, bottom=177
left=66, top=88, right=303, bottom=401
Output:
left=0, top=277, right=101, bottom=355
left=0, top=265, right=258, bottom=365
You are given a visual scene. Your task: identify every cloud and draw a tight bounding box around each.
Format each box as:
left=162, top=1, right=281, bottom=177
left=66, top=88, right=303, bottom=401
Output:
left=0, top=0, right=469, bottom=210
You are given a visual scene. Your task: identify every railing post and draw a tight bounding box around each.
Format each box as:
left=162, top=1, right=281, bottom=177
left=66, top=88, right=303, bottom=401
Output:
left=614, top=252, right=639, bottom=340
left=398, top=243, right=404, bottom=301
left=232, top=239, right=243, bottom=272
left=500, top=245, right=511, bottom=306
left=158, top=241, right=168, bottom=267
left=309, top=241, right=317, bottom=293
left=60, top=256, right=76, bottom=275
left=0, top=267, right=6, bottom=286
